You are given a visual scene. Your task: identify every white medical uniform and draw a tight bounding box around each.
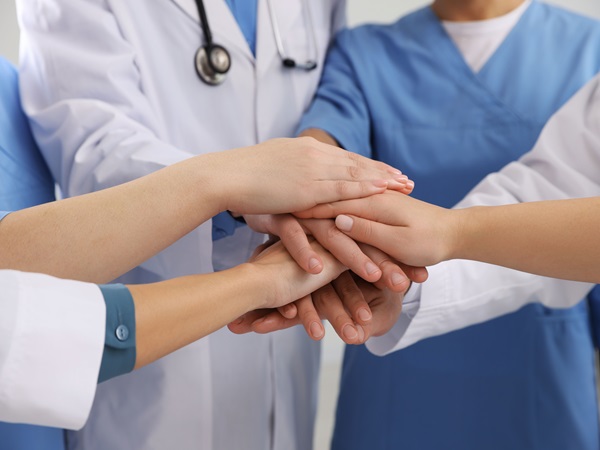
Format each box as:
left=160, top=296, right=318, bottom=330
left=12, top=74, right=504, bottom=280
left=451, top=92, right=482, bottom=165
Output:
left=17, top=1, right=344, bottom=449
left=368, top=71, right=600, bottom=355
left=0, top=270, right=105, bottom=430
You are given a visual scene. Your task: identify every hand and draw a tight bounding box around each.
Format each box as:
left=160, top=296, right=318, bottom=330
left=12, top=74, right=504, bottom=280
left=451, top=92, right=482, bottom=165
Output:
left=208, top=137, right=412, bottom=215
left=296, top=190, right=458, bottom=267
left=228, top=272, right=406, bottom=344
left=244, top=238, right=348, bottom=310
left=244, top=213, right=427, bottom=285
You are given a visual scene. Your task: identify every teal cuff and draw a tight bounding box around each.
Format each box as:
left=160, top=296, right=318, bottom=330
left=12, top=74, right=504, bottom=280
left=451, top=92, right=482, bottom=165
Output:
left=98, top=284, right=136, bottom=383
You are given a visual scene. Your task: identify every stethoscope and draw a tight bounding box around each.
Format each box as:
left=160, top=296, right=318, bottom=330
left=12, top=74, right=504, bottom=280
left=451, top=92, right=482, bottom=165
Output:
left=194, top=0, right=318, bottom=86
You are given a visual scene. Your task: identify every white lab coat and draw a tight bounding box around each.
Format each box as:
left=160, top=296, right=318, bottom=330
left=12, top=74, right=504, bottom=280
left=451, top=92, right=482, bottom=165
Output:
left=367, top=71, right=600, bottom=356
left=0, top=270, right=105, bottom=430
left=17, top=0, right=344, bottom=449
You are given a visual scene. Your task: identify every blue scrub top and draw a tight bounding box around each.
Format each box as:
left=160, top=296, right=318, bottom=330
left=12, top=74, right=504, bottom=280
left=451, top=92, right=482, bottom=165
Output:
left=0, top=58, right=62, bottom=449
left=0, top=59, right=54, bottom=211
left=300, top=3, right=600, bottom=450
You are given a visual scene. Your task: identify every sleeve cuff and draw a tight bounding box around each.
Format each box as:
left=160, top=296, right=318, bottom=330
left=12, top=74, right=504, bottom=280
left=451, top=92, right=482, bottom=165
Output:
left=0, top=271, right=105, bottom=429
left=97, top=284, right=136, bottom=383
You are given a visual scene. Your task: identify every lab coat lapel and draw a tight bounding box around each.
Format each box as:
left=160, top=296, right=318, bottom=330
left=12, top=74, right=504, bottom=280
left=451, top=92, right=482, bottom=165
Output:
left=256, top=0, right=303, bottom=75
left=170, top=0, right=254, bottom=61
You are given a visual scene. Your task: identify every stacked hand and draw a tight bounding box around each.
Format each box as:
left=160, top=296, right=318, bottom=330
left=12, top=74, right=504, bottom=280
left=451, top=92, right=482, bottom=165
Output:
left=229, top=183, right=431, bottom=344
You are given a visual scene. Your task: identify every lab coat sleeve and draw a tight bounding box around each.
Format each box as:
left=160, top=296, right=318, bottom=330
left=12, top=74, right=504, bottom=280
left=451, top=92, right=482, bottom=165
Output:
left=17, top=0, right=193, bottom=197
left=297, top=30, right=372, bottom=157
left=367, top=72, right=600, bottom=355
left=0, top=270, right=105, bottom=429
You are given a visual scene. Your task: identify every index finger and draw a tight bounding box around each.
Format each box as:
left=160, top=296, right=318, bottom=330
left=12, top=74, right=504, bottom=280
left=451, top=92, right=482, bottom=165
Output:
left=296, top=191, right=403, bottom=222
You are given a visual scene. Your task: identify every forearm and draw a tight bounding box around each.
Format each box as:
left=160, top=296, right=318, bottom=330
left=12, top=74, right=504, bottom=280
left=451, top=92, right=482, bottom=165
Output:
left=453, top=197, right=600, bottom=282
left=0, top=156, right=224, bottom=283
left=131, top=238, right=346, bottom=368
left=130, top=263, right=265, bottom=369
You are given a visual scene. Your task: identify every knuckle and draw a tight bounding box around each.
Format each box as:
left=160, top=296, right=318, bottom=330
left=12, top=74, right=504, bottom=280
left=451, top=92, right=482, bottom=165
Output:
left=315, top=288, right=338, bottom=305
left=333, top=313, right=352, bottom=329
left=337, top=283, right=362, bottom=301
left=346, top=164, right=361, bottom=180
left=281, top=222, right=307, bottom=243
left=299, top=307, right=318, bottom=323
left=325, top=221, right=344, bottom=241
left=334, top=180, right=350, bottom=197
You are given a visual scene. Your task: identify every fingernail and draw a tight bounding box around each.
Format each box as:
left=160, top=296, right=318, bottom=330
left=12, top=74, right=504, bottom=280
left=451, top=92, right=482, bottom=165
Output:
left=392, top=272, right=408, bottom=286
left=335, top=215, right=354, bottom=232
left=388, top=168, right=402, bottom=175
left=356, top=325, right=366, bottom=343
left=365, top=261, right=380, bottom=275
left=310, top=321, right=324, bottom=339
left=406, top=180, right=415, bottom=190
left=308, top=258, right=321, bottom=270
left=394, top=174, right=409, bottom=183
left=252, top=316, right=267, bottom=326
left=358, top=308, right=372, bottom=322
left=343, top=324, right=358, bottom=341
left=372, top=179, right=388, bottom=188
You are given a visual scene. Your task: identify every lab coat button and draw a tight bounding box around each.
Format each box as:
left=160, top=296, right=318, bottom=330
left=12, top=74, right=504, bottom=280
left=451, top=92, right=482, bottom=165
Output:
left=115, top=325, right=129, bottom=341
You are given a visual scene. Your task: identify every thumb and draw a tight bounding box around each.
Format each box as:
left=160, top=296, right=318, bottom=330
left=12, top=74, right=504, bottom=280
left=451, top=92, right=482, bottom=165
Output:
left=335, top=215, right=400, bottom=260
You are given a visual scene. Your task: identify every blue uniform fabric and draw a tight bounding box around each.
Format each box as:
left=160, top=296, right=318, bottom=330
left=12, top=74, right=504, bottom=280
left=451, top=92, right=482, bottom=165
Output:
left=299, top=3, right=600, bottom=450
left=0, top=59, right=54, bottom=210
left=0, top=58, right=63, bottom=449
left=98, top=284, right=137, bottom=383
left=225, top=0, right=258, bottom=55
left=211, top=0, right=257, bottom=241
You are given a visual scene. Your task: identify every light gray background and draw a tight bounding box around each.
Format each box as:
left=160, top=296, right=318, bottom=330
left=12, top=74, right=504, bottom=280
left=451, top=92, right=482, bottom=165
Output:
left=2, top=1, right=600, bottom=63
left=1, top=1, right=600, bottom=449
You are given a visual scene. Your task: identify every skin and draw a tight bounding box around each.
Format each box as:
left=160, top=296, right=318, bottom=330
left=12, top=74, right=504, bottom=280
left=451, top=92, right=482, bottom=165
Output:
left=1, top=136, right=405, bottom=370
left=230, top=131, right=427, bottom=343
left=431, top=0, right=525, bottom=21
left=132, top=239, right=346, bottom=369
left=301, top=192, right=600, bottom=284
left=0, top=136, right=404, bottom=283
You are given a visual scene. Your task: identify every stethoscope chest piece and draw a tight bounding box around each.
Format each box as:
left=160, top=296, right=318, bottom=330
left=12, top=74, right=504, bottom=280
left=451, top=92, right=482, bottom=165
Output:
left=195, top=44, right=231, bottom=86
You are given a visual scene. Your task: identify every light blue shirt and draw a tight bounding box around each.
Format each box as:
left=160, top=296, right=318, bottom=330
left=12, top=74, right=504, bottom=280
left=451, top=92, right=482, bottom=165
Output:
left=0, top=211, right=9, bottom=221
left=225, top=0, right=258, bottom=55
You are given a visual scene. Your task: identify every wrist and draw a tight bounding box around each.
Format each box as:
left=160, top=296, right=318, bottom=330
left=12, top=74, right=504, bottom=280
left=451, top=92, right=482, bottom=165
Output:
left=190, top=152, right=233, bottom=215
left=448, top=207, right=476, bottom=261
left=235, top=262, right=276, bottom=311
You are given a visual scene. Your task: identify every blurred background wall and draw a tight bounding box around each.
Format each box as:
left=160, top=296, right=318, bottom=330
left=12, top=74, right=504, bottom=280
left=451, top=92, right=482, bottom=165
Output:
left=2, top=1, right=600, bottom=64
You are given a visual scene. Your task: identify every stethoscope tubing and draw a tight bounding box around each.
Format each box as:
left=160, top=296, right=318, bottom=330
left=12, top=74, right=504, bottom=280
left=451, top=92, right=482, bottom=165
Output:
left=194, top=0, right=318, bottom=85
